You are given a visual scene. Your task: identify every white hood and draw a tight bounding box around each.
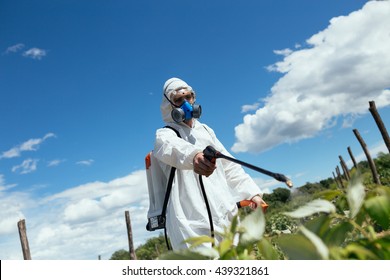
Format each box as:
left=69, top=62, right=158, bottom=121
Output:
left=160, top=77, right=196, bottom=123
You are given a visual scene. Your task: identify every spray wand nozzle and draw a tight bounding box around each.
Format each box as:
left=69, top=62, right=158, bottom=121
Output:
left=203, top=145, right=293, bottom=188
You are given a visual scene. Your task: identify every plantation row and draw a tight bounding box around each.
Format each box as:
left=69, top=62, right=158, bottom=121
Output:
left=110, top=152, right=390, bottom=260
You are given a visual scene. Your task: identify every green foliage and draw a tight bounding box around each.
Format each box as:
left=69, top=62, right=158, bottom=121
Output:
left=263, top=188, right=291, bottom=203
left=112, top=152, right=390, bottom=260
left=351, top=153, right=390, bottom=187
left=265, top=213, right=298, bottom=235
left=297, top=182, right=328, bottom=195
left=111, top=234, right=169, bottom=260
left=135, top=233, right=169, bottom=260
left=319, top=178, right=334, bottom=189
left=275, top=176, right=390, bottom=260
left=159, top=208, right=281, bottom=260
left=110, top=249, right=130, bottom=260
left=157, top=174, right=390, bottom=260
left=376, top=152, right=390, bottom=185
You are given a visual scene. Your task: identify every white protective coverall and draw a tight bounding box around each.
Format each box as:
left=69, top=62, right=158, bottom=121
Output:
left=153, top=77, right=262, bottom=250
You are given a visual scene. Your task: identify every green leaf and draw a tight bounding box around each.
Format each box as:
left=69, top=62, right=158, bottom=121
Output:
left=230, top=215, right=239, bottom=234
left=237, top=249, right=253, bottom=260
left=304, top=214, right=331, bottom=239
left=342, top=243, right=378, bottom=260
left=354, top=235, right=390, bottom=259
left=371, top=235, right=390, bottom=259
left=219, top=249, right=237, bottom=260
left=218, top=238, right=233, bottom=257
left=346, top=178, right=365, bottom=218
left=239, top=208, right=265, bottom=245
left=256, top=238, right=280, bottom=260
left=304, top=215, right=352, bottom=247
left=325, top=221, right=354, bottom=247
left=274, top=234, right=322, bottom=260
left=314, top=189, right=343, bottom=201
left=299, top=226, right=329, bottom=259
left=185, top=235, right=215, bottom=249
left=377, top=185, right=390, bottom=198
left=284, top=199, right=336, bottom=218
left=365, top=196, right=390, bottom=230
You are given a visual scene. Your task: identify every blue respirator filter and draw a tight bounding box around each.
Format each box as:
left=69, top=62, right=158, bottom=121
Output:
left=171, top=101, right=202, bottom=123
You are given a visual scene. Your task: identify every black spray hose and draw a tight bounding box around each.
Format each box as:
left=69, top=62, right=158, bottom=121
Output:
left=198, top=175, right=215, bottom=247
left=203, top=146, right=293, bottom=188
left=192, top=145, right=291, bottom=250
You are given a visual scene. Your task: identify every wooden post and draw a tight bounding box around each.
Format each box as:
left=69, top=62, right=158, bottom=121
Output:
left=347, top=146, right=358, bottom=169
left=353, top=128, right=381, bottom=185
left=17, top=219, right=32, bottom=260
left=332, top=171, right=341, bottom=188
left=369, top=101, right=390, bottom=153
left=339, top=155, right=350, bottom=180
left=336, top=166, right=345, bottom=188
left=125, top=211, right=137, bottom=260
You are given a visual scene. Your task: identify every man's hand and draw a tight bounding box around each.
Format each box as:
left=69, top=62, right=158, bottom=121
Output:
left=193, top=152, right=216, bottom=177
left=250, top=195, right=266, bottom=210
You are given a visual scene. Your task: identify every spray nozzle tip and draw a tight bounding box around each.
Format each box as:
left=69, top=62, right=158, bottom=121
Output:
left=286, top=180, right=293, bottom=188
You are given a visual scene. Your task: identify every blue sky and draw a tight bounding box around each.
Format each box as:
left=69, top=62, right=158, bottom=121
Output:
left=1, top=0, right=390, bottom=259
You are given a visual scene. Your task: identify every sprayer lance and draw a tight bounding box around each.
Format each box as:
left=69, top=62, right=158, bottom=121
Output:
left=203, top=145, right=293, bottom=188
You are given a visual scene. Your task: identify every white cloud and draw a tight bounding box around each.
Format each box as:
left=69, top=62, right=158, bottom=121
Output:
left=273, top=48, right=293, bottom=57
left=241, top=102, right=260, bottom=113
left=12, top=159, right=39, bottom=174
left=0, top=169, right=157, bottom=259
left=0, top=174, right=17, bottom=192
left=0, top=191, right=31, bottom=236
left=369, top=142, right=388, bottom=159
left=45, top=171, right=147, bottom=205
left=0, top=174, right=6, bottom=192
left=76, top=159, right=94, bottom=166
left=21, top=133, right=55, bottom=151
left=1, top=147, right=22, bottom=159
left=47, top=159, right=65, bottom=167
left=4, top=43, right=25, bottom=54
left=3, top=44, right=48, bottom=60
left=232, top=1, right=390, bottom=153
left=23, top=48, right=47, bottom=60
left=253, top=177, right=281, bottom=194
left=0, top=133, right=56, bottom=159
left=63, top=199, right=106, bottom=223
left=341, top=113, right=361, bottom=128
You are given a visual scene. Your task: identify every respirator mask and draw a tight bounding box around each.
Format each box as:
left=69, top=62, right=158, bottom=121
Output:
left=164, top=89, right=202, bottom=123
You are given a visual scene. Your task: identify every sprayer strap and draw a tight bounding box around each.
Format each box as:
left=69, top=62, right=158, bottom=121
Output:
left=161, top=166, right=176, bottom=218
left=159, top=125, right=181, bottom=250
left=160, top=125, right=181, bottom=223
left=164, top=125, right=181, bottom=137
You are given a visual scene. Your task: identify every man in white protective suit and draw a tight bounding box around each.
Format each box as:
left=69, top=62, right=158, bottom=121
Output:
left=153, top=77, right=265, bottom=251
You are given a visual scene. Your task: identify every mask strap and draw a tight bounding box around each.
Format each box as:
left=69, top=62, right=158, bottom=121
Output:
left=164, top=93, right=180, bottom=108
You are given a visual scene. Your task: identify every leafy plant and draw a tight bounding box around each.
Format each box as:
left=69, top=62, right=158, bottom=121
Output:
left=110, top=249, right=130, bottom=260
left=114, top=153, right=389, bottom=260
left=275, top=175, right=390, bottom=259
left=160, top=208, right=281, bottom=260
left=376, top=152, right=390, bottom=185
left=135, top=233, right=169, bottom=260
left=159, top=174, right=390, bottom=260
